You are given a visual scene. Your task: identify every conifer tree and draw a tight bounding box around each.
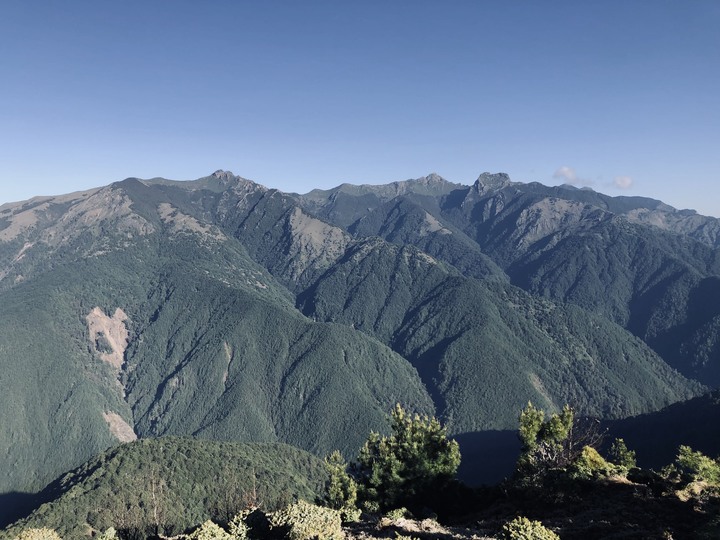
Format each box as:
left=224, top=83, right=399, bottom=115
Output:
left=323, top=450, right=360, bottom=521
left=355, top=404, right=460, bottom=511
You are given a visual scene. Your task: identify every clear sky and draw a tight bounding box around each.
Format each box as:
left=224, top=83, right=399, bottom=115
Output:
left=1, top=1, right=719, bottom=216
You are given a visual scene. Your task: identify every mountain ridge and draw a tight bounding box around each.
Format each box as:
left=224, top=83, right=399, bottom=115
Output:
left=1, top=168, right=717, bottom=514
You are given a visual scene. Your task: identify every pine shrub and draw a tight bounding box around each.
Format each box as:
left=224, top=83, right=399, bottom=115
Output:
left=355, top=404, right=460, bottom=512
left=186, top=520, right=232, bottom=540
left=501, top=516, right=559, bottom=540
left=323, top=450, right=360, bottom=522
left=96, top=528, right=118, bottom=540
left=569, top=446, right=614, bottom=480
left=232, top=507, right=273, bottom=539
left=675, top=445, right=720, bottom=485
left=227, top=512, right=250, bottom=540
left=270, top=500, right=343, bottom=540
left=384, top=507, right=410, bottom=520
left=14, top=529, right=62, bottom=540
left=608, top=438, right=636, bottom=470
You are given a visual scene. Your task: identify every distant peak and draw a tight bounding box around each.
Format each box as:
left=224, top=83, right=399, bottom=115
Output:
left=423, top=172, right=446, bottom=183
left=477, top=172, right=510, bottom=184
left=474, top=172, right=512, bottom=193
left=211, top=170, right=236, bottom=181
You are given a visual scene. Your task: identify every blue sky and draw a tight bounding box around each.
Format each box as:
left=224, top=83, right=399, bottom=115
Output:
left=1, top=1, right=719, bottom=216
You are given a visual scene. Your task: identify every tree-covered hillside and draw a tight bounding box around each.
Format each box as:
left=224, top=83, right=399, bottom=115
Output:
left=297, top=172, right=720, bottom=387
left=5, top=404, right=719, bottom=540
left=0, top=180, right=433, bottom=498
left=0, top=438, right=328, bottom=540
left=1, top=169, right=718, bottom=523
left=298, top=238, right=700, bottom=432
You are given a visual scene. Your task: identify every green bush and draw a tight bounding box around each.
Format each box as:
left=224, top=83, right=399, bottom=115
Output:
left=339, top=506, right=361, bottom=523
left=384, top=507, right=410, bottom=520
left=569, top=446, right=614, bottom=480
left=675, top=445, right=720, bottom=484
left=270, top=500, right=343, bottom=540
left=227, top=512, right=249, bottom=540
left=517, top=404, right=574, bottom=475
left=501, top=516, right=559, bottom=540
left=608, top=438, right=636, bottom=470
left=96, top=528, right=119, bottom=540
left=361, top=500, right=380, bottom=514
left=228, top=507, right=271, bottom=540
left=186, top=520, right=232, bottom=540
left=515, top=402, right=608, bottom=487
left=14, top=529, right=62, bottom=540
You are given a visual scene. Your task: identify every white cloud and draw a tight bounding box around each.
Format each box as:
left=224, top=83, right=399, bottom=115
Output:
left=553, top=166, right=593, bottom=186
left=553, top=166, right=577, bottom=183
left=614, top=176, right=633, bottom=189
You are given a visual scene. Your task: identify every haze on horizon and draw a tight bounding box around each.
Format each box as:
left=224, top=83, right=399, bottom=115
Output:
left=1, top=1, right=718, bottom=216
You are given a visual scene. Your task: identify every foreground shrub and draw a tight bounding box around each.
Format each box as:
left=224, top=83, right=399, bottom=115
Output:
left=608, top=438, right=636, bottom=470
left=515, top=402, right=604, bottom=487
left=501, top=516, right=559, bottom=540
left=569, top=446, right=614, bottom=480
left=227, top=512, right=249, bottom=540
left=516, top=403, right=574, bottom=482
left=270, top=500, right=342, bottom=540
left=339, top=506, right=361, bottom=523
left=229, top=507, right=272, bottom=540
left=186, top=520, right=232, bottom=540
left=675, top=445, right=720, bottom=484
left=96, top=528, right=118, bottom=540
left=323, top=450, right=360, bottom=522
left=384, top=507, right=410, bottom=520
left=360, top=499, right=380, bottom=514
left=355, top=404, right=460, bottom=512
left=14, top=529, right=62, bottom=540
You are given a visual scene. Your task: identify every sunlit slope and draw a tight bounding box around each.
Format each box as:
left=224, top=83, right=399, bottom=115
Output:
left=0, top=181, right=432, bottom=495
left=1, top=438, right=328, bottom=540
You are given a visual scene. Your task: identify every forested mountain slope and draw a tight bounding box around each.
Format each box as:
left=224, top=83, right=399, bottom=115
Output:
left=298, top=172, right=720, bottom=386
left=0, top=169, right=715, bottom=508
left=0, top=179, right=433, bottom=495
left=297, top=238, right=698, bottom=432
left=1, top=438, right=328, bottom=539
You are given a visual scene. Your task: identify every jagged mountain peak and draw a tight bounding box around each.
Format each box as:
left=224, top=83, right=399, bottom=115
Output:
left=473, top=172, right=513, bottom=193
left=133, top=170, right=263, bottom=196
left=211, top=169, right=235, bottom=180
left=208, top=169, right=259, bottom=188
left=418, top=172, right=448, bottom=184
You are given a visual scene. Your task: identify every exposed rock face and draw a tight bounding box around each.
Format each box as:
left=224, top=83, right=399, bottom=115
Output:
left=507, top=198, right=607, bottom=249
left=474, top=172, right=512, bottom=193
left=86, top=307, right=129, bottom=372
left=0, top=185, right=156, bottom=286
left=102, top=411, right=137, bottom=442
left=285, top=207, right=350, bottom=280
left=45, top=187, right=154, bottom=245
left=420, top=211, right=451, bottom=236
left=624, top=207, right=720, bottom=248
left=158, top=203, right=226, bottom=241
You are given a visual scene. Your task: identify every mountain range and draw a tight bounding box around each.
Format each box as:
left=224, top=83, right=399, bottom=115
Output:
left=1, top=170, right=718, bottom=524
